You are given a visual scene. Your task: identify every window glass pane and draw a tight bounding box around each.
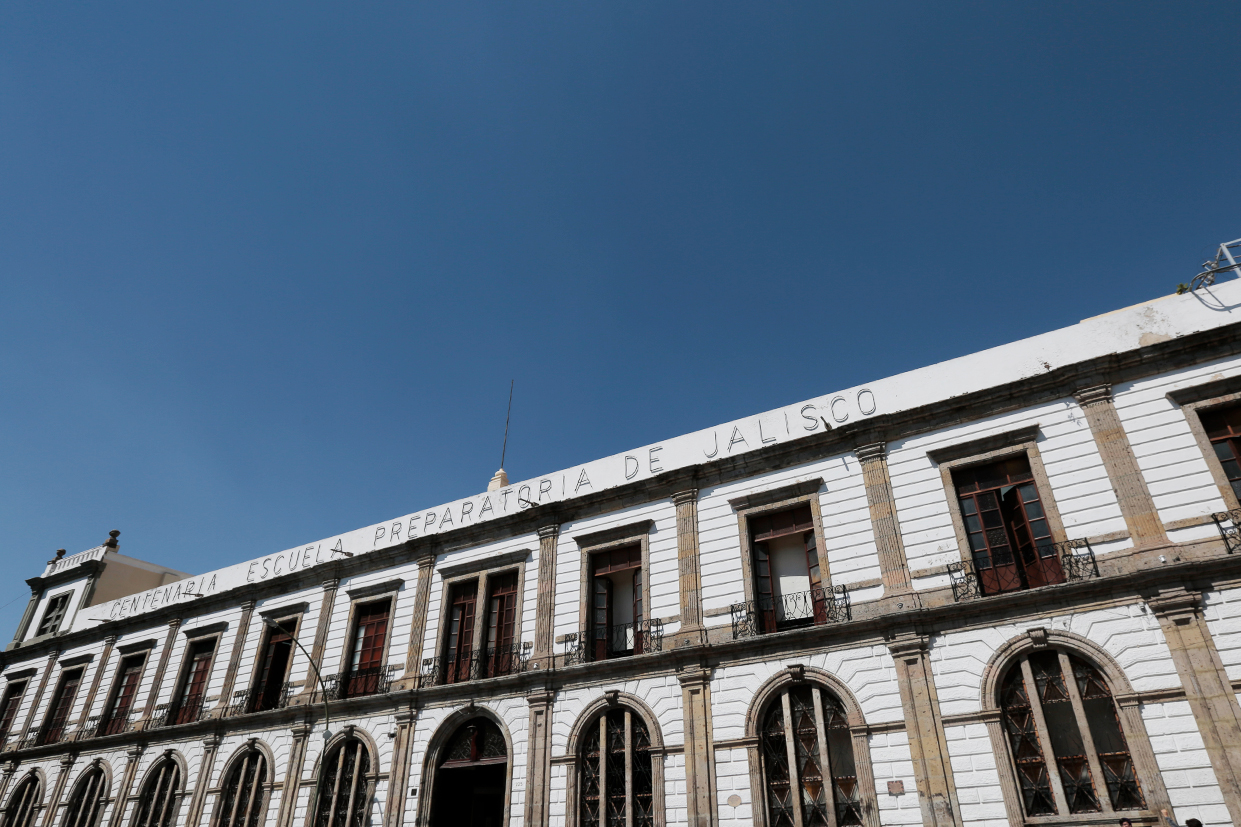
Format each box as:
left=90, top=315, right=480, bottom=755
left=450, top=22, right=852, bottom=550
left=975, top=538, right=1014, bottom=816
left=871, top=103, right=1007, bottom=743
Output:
left=1029, top=652, right=1099, bottom=814
left=761, top=700, right=795, bottom=827
left=581, top=722, right=601, bottom=827
left=1000, top=664, right=1056, bottom=816
left=789, top=687, right=829, bottom=827
left=1070, top=655, right=1145, bottom=811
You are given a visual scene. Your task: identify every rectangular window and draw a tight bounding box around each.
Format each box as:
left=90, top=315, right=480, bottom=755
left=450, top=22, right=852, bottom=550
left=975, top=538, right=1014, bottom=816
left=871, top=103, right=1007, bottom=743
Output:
left=36, top=593, right=71, bottom=637
left=1203, top=405, right=1241, bottom=503
left=170, top=639, right=216, bottom=725
left=589, top=546, right=643, bottom=660
left=251, top=618, right=297, bottom=712
left=953, top=455, right=1063, bottom=595
left=748, top=505, right=823, bottom=633
left=444, top=582, right=477, bottom=684
left=482, top=572, right=519, bottom=677
left=343, top=601, right=390, bottom=698
left=0, top=681, right=27, bottom=746
left=99, top=656, right=145, bottom=736
left=39, top=668, right=83, bottom=745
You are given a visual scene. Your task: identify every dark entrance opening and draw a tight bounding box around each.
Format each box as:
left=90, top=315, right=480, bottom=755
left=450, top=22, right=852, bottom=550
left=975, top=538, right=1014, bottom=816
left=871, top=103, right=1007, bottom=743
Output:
left=430, top=717, right=508, bottom=827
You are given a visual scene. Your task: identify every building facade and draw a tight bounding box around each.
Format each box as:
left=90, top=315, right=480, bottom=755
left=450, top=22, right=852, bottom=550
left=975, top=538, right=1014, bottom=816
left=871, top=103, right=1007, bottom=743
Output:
left=2, top=284, right=1241, bottom=827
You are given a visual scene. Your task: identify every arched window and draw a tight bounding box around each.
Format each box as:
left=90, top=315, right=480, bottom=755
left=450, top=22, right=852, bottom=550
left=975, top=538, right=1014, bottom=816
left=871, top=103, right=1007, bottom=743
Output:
left=759, top=683, right=861, bottom=827
left=429, top=718, right=507, bottom=827
left=63, top=766, right=108, bottom=827
left=216, top=747, right=268, bottom=827
left=131, top=758, right=181, bottom=827
left=3, top=774, right=41, bottom=827
left=999, top=649, right=1144, bottom=818
left=312, top=737, right=372, bottom=827
left=579, top=707, right=653, bottom=827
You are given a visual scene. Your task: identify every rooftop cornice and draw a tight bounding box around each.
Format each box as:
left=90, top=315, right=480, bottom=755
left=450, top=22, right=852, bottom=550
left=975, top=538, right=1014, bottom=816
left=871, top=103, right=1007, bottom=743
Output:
left=14, top=314, right=1241, bottom=660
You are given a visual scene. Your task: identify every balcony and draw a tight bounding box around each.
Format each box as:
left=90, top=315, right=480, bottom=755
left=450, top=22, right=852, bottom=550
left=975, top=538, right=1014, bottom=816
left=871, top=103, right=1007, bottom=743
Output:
left=323, top=665, right=398, bottom=700
left=419, top=644, right=531, bottom=688
left=1213, top=508, right=1241, bottom=554
left=563, top=620, right=664, bottom=666
left=947, top=538, right=1099, bottom=601
left=730, top=585, right=850, bottom=639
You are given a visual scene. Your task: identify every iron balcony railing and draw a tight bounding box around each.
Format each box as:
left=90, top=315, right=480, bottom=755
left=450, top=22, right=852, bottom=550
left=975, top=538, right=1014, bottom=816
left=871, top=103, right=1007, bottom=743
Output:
left=730, top=585, right=850, bottom=640
left=563, top=619, right=664, bottom=666
left=92, top=713, right=129, bottom=738
left=322, top=665, right=398, bottom=701
left=420, top=644, right=531, bottom=688
left=1212, top=508, right=1241, bottom=554
left=948, top=538, right=1099, bottom=602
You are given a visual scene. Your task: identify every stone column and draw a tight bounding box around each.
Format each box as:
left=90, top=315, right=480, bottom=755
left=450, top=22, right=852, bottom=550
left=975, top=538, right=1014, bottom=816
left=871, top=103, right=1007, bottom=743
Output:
left=40, top=752, right=77, bottom=827
left=275, top=721, right=312, bottom=827
left=383, top=705, right=418, bottom=827
left=524, top=690, right=554, bottom=827
left=678, top=666, right=717, bottom=827
left=297, top=577, right=341, bottom=702
left=886, top=632, right=958, bottom=827
left=138, top=618, right=183, bottom=728
left=16, top=650, right=61, bottom=745
left=214, top=601, right=256, bottom=715
left=106, top=745, right=146, bottom=827
left=672, top=490, right=706, bottom=646
left=184, top=734, right=221, bottom=827
left=397, top=556, right=436, bottom=691
left=1074, top=385, right=1168, bottom=547
left=1148, top=587, right=1241, bottom=824
left=855, top=443, right=913, bottom=596
left=76, top=636, right=118, bottom=728
left=532, top=525, right=560, bottom=666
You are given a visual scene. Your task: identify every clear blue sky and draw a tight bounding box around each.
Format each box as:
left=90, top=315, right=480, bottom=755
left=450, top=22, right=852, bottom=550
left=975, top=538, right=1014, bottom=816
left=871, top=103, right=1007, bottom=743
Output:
left=1, top=3, right=1238, bottom=633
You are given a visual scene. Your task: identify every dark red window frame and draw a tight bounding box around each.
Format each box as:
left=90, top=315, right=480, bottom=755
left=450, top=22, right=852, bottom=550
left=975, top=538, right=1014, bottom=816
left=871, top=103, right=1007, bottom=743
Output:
left=36, top=593, right=71, bottom=637
left=251, top=618, right=297, bottom=712
left=0, top=681, right=27, bottom=746
left=444, top=582, right=477, bottom=684
left=99, top=655, right=145, bottom=736
left=170, top=638, right=216, bottom=725
left=483, top=572, right=519, bottom=677
left=954, top=455, right=1063, bottom=595
left=1203, top=405, right=1241, bottom=503
left=589, top=546, right=642, bottom=660
left=344, top=600, right=390, bottom=698
left=40, top=668, right=83, bottom=744
left=749, top=505, right=823, bottom=633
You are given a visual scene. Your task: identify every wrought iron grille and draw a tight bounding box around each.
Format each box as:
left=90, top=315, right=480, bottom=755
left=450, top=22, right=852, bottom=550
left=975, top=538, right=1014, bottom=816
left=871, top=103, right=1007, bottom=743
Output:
left=729, top=585, right=850, bottom=640
left=949, top=538, right=1099, bottom=602
left=323, top=664, right=397, bottom=700
left=1213, top=508, right=1241, bottom=554
left=563, top=620, right=664, bottom=665
left=147, top=703, right=170, bottom=730
left=419, top=644, right=531, bottom=687
left=1055, top=538, right=1099, bottom=582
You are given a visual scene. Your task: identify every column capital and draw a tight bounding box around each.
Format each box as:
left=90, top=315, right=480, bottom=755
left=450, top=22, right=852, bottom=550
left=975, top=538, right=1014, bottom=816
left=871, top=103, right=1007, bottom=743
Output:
left=676, top=665, right=712, bottom=687
left=58, top=752, right=77, bottom=768
left=103, top=635, right=118, bottom=646
left=886, top=630, right=931, bottom=658
left=672, top=489, right=699, bottom=506
left=1147, top=587, right=1202, bottom=620
left=537, top=524, right=560, bottom=541
left=527, top=689, right=555, bottom=707
left=1074, top=384, right=1114, bottom=407
left=166, top=617, right=183, bottom=630
left=321, top=577, right=341, bottom=590
left=854, top=441, right=888, bottom=463
left=201, top=734, right=222, bottom=750
left=239, top=599, right=257, bottom=611
left=125, top=744, right=146, bottom=760
left=416, top=554, right=436, bottom=570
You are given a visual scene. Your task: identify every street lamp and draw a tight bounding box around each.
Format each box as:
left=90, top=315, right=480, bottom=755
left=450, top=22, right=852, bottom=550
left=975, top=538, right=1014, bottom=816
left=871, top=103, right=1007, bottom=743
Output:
left=262, top=616, right=332, bottom=743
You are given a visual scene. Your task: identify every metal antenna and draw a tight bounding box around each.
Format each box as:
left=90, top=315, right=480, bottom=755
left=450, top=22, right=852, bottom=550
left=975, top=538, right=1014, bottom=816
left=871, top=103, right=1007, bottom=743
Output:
left=500, top=380, right=514, bottom=469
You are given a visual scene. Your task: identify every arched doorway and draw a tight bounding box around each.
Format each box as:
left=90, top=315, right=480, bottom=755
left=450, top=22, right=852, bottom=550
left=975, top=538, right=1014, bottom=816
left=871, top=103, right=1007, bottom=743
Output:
left=430, top=717, right=508, bottom=827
